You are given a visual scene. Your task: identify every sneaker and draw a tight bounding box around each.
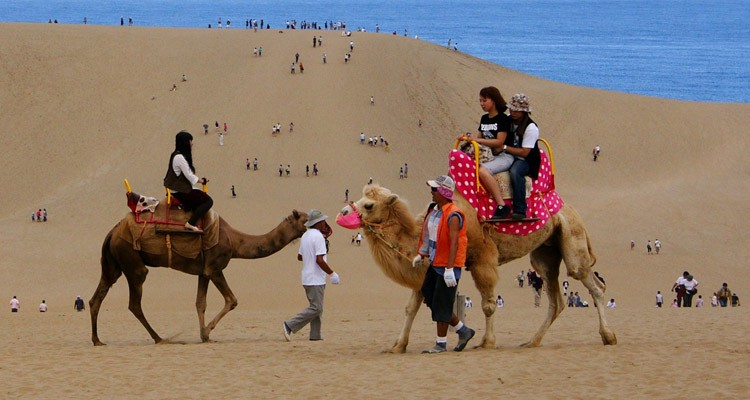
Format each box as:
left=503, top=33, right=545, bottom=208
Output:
left=511, top=212, right=526, bottom=220
left=184, top=222, right=204, bottom=232
left=421, top=343, right=447, bottom=354
left=492, top=205, right=511, bottom=220
left=454, top=327, right=475, bottom=352
left=282, top=322, right=292, bottom=341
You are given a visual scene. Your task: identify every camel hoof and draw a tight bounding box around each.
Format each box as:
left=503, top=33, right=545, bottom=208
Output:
left=383, top=346, right=407, bottom=354
left=93, top=341, right=106, bottom=346
left=519, top=340, right=540, bottom=348
left=602, top=332, right=617, bottom=345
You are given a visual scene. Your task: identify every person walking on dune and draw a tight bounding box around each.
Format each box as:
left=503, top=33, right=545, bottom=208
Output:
left=283, top=210, right=340, bottom=341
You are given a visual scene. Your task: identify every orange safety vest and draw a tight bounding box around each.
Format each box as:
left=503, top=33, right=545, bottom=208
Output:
left=418, top=202, right=467, bottom=268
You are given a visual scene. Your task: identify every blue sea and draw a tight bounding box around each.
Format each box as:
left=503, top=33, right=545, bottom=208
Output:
left=2, top=0, right=748, bottom=103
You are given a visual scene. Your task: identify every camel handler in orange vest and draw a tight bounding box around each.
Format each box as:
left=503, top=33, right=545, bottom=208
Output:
left=413, top=175, right=476, bottom=353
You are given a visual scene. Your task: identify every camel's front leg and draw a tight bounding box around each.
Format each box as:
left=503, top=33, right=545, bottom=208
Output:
left=196, top=275, right=210, bottom=342
left=582, top=272, right=617, bottom=345
left=470, top=265, right=498, bottom=349
left=203, top=272, right=238, bottom=341
left=388, top=289, right=423, bottom=353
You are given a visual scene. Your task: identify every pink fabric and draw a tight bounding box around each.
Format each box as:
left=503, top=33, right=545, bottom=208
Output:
left=448, top=149, right=564, bottom=236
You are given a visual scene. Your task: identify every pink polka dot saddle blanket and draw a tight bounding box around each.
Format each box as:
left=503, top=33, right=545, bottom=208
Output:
left=448, top=148, right=564, bottom=236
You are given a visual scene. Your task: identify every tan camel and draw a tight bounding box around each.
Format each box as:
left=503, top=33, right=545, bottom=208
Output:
left=339, top=184, right=616, bottom=353
left=89, top=210, right=308, bottom=345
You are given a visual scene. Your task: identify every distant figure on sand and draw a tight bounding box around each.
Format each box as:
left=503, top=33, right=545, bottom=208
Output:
left=231, top=185, right=236, bottom=197
left=593, top=145, right=601, bottom=161
left=74, top=295, right=85, bottom=311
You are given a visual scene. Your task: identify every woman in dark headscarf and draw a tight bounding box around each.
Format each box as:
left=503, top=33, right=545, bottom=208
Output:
left=163, top=131, right=213, bottom=232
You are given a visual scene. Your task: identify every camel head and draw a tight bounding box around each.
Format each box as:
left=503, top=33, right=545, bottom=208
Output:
left=336, top=184, right=419, bottom=235
left=337, top=184, right=397, bottom=229
left=285, top=209, right=309, bottom=238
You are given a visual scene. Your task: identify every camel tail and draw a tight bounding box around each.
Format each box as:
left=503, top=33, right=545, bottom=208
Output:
left=99, top=226, right=123, bottom=285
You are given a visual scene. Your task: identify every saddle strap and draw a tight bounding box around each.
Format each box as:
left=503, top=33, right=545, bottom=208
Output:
left=166, top=233, right=173, bottom=269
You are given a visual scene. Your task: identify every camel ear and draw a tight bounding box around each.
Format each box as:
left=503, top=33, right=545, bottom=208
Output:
left=292, top=209, right=300, bottom=219
left=386, top=195, right=399, bottom=205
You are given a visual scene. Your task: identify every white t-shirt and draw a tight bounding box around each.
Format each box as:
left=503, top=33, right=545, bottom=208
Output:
left=39, top=303, right=47, bottom=312
left=511, top=122, right=540, bottom=160
left=299, top=228, right=328, bottom=285
left=10, top=298, right=20, bottom=310
left=683, top=279, right=698, bottom=291
left=607, top=301, right=616, bottom=308
left=171, top=154, right=200, bottom=190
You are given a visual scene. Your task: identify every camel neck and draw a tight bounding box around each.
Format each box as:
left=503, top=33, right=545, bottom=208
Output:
left=228, top=221, right=301, bottom=259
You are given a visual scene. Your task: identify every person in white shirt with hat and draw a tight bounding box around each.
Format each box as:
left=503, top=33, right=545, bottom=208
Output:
left=283, top=209, right=340, bottom=341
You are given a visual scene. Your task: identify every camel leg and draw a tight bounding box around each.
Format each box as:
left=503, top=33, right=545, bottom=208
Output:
left=389, top=289, right=423, bottom=353
left=558, top=206, right=617, bottom=345
left=124, top=266, right=163, bottom=344
left=90, top=276, right=114, bottom=346
left=196, top=275, right=210, bottom=342
left=202, top=271, right=238, bottom=341
left=469, top=261, right=498, bottom=349
left=90, top=229, right=123, bottom=346
left=580, top=271, right=617, bottom=345
left=521, top=247, right=564, bottom=348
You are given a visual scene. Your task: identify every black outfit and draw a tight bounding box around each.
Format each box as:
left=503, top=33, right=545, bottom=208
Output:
left=164, top=149, right=213, bottom=226
left=477, top=113, right=511, bottom=155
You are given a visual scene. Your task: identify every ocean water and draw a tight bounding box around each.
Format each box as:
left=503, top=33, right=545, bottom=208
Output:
left=2, top=0, right=748, bottom=103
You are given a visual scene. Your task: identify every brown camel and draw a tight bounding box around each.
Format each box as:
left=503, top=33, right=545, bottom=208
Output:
left=338, top=184, right=616, bottom=353
left=89, top=210, right=307, bottom=345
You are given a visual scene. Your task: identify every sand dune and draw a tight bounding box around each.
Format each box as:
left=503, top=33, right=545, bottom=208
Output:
left=1, top=23, right=749, bottom=398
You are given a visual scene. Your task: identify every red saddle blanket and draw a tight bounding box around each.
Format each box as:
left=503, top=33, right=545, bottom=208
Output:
left=448, top=149, right=564, bottom=236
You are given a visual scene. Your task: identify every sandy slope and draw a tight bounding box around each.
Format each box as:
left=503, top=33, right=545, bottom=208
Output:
left=1, top=24, right=749, bottom=398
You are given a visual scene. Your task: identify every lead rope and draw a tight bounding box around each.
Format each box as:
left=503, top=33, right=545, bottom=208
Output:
left=362, top=221, right=414, bottom=262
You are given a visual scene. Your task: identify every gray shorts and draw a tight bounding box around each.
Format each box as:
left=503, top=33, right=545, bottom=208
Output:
left=482, top=153, right=514, bottom=174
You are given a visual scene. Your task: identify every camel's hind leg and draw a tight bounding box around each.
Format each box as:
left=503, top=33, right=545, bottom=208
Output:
left=201, top=271, right=238, bottom=341
left=558, top=205, right=617, bottom=345
left=196, top=275, right=211, bottom=342
left=90, top=228, right=122, bottom=346
left=389, top=289, right=423, bottom=353
left=580, top=270, right=617, bottom=345
left=522, top=246, right=565, bottom=348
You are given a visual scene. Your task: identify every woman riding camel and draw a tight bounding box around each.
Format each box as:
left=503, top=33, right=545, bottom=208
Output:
left=458, top=86, right=514, bottom=219
left=163, top=131, right=213, bottom=232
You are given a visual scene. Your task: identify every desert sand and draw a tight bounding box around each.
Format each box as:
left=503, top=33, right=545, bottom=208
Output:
left=1, top=24, right=749, bottom=399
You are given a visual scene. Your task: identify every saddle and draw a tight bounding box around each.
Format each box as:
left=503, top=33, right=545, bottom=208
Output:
left=122, top=180, right=220, bottom=258
left=456, top=140, right=532, bottom=199
left=450, top=139, right=564, bottom=236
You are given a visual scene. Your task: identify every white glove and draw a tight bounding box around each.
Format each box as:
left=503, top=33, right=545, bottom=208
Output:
left=330, top=272, right=340, bottom=285
left=412, top=255, right=423, bottom=268
left=443, top=268, right=457, bottom=287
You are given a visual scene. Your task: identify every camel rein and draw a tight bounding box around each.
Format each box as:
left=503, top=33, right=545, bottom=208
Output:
left=360, top=219, right=414, bottom=262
